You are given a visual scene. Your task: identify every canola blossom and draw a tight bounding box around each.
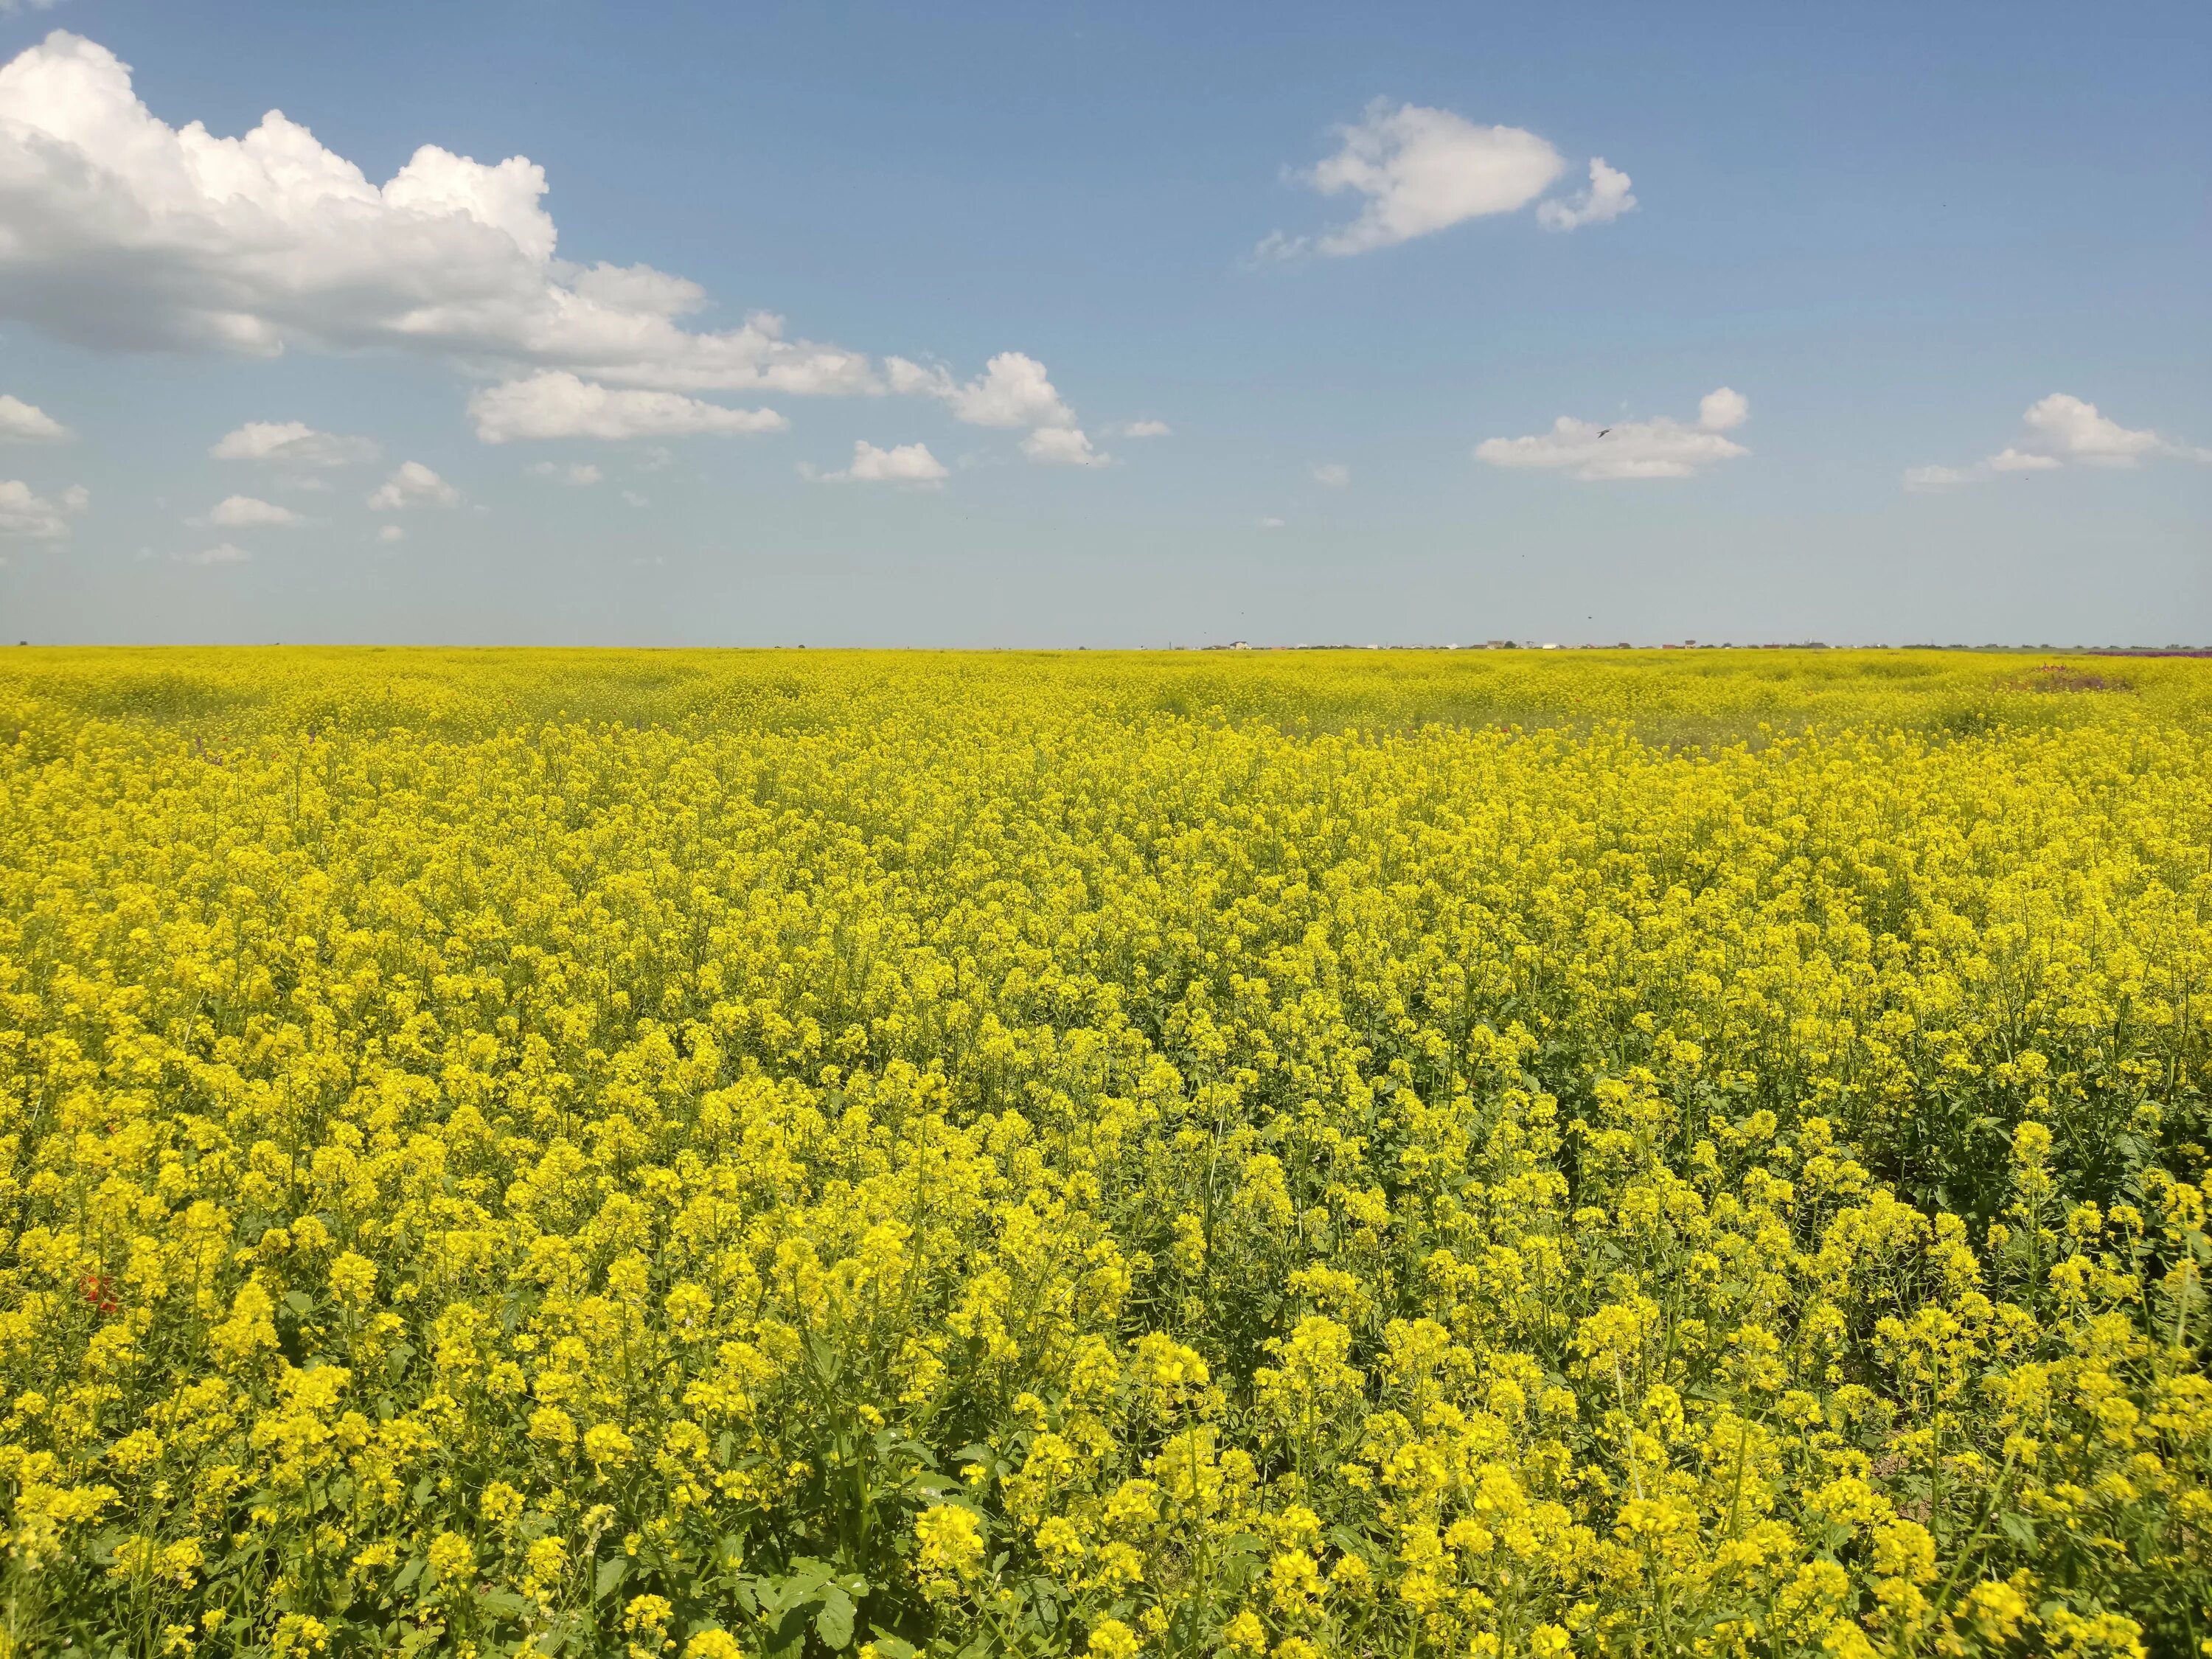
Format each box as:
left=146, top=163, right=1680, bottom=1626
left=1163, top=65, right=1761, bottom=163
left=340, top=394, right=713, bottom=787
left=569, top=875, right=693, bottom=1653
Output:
left=1, top=647, right=2208, bottom=1659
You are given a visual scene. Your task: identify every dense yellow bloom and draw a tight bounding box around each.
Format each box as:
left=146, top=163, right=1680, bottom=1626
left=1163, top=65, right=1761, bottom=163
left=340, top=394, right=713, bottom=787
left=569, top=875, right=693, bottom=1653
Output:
left=914, top=1504, right=987, bottom=1601
left=1, top=646, right=2208, bottom=1655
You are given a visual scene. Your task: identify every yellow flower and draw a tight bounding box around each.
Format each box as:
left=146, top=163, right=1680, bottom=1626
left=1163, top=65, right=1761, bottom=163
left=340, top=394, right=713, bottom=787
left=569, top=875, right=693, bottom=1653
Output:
left=914, top=1504, right=986, bottom=1602
left=3, top=648, right=2210, bottom=1657
left=328, top=1252, right=378, bottom=1310
left=481, top=1481, right=525, bottom=1527
left=426, top=1531, right=475, bottom=1589
left=584, top=1423, right=636, bottom=1470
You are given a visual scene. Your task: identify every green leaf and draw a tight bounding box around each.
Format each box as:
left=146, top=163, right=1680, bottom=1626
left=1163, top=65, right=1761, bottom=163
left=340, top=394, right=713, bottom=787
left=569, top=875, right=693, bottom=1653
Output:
left=283, top=1289, right=316, bottom=1316
left=594, top=1555, right=629, bottom=1602
left=815, top=1587, right=855, bottom=1650
left=479, top=1590, right=529, bottom=1621
left=762, top=1605, right=811, bottom=1659
left=779, top=1558, right=835, bottom=1601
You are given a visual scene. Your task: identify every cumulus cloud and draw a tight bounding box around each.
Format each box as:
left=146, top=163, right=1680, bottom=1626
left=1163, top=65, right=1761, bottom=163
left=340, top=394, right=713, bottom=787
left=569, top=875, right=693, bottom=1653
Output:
left=1020, top=425, right=1107, bottom=467
left=0, top=32, right=1125, bottom=477
left=526, top=460, right=602, bottom=486
left=1119, top=419, right=1172, bottom=439
left=887, top=350, right=1104, bottom=465
left=201, top=493, right=302, bottom=528
left=1903, top=393, right=2206, bottom=488
left=0, top=393, right=70, bottom=441
left=889, top=352, right=1072, bottom=428
left=177, top=541, right=249, bottom=566
left=0, top=32, right=876, bottom=395
left=0, top=476, right=85, bottom=538
left=1697, top=387, right=1749, bottom=432
left=621, top=489, right=648, bottom=507
left=2018, top=393, right=2170, bottom=467
left=1262, top=100, right=1575, bottom=258
left=375, top=524, right=406, bottom=543
left=1536, top=157, right=1637, bottom=231
left=1312, top=462, right=1350, bottom=488
left=1475, top=387, right=1751, bottom=481
left=367, top=461, right=461, bottom=510
left=1258, top=515, right=1287, bottom=529
left=469, top=371, right=787, bottom=443
left=209, top=420, right=377, bottom=469
left=810, top=439, right=948, bottom=484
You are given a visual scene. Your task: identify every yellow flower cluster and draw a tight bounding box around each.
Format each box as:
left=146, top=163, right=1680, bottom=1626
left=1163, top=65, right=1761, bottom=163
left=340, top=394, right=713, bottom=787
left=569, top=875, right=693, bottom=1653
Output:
left=0, top=647, right=2208, bottom=1658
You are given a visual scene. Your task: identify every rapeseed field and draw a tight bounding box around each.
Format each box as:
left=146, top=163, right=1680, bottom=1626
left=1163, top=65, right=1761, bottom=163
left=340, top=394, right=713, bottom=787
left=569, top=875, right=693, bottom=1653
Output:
left=2, top=648, right=2208, bottom=1659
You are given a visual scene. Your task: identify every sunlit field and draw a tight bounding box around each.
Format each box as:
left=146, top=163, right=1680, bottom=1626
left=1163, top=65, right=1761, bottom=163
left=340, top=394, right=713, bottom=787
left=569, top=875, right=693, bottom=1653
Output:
left=3, top=648, right=2209, bottom=1659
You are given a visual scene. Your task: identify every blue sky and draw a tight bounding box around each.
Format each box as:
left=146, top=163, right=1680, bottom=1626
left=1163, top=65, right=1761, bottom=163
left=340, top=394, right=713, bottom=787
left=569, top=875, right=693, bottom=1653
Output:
left=0, top=0, right=2205, bottom=645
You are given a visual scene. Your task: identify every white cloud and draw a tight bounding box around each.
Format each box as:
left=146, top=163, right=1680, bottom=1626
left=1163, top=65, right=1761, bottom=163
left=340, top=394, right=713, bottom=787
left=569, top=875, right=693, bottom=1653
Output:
left=469, top=372, right=787, bottom=442
left=0, top=476, right=85, bottom=538
left=0, top=1, right=69, bottom=15
left=2018, top=393, right=2166, bottom=467
left=368, top=460, right=462, bottom=510
left=1697, top=386, right=1749, bottom=431
left=1119, top=419, right=1172, bottom=439
left=621, top=489, right=649, bottom=507
left=813, top=439, right=949, bottom=484
left=1258, top=515, right=1287, bottom=529
left=0, top=32, right=876, bottom=395
left=375, top=524, right=406, bottom=543
left=1312, top=462, right=1350, bottom=488
left=0, top=393, right=70, bottom=441
left=1536, top=157, right=1637, bottom=231
left=201, top=493, right=302, bottom=528
left=525, top=460, right=603, bottom=486
left=1270, top=100, right=1569, bottom=258
left=890, top=352, right=1074, bottom=429
left=1902, top=465, right=1974, bottom=491
left=1020, top=425, right=1107, bottom=467
left=1475, top=387, right=1751, bottom=481
left=0, top=32, right=1119, bottom=479
left=888, top=349, right=1105, bottom=465
left=1904, top=393, right=2206, bottom=489
left=178, top=541, right=249, bottom=566
left=209, top=420, right=377, bottom=469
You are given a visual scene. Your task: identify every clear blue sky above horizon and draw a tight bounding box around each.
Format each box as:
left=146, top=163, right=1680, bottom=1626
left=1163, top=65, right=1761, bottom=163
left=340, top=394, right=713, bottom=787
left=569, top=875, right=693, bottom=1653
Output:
left=0, top=0, right=2205, bottom=647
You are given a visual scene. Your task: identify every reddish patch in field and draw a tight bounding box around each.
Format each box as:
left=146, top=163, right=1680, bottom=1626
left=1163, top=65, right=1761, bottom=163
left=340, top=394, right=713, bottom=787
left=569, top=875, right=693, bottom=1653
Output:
left=2009, top=663, right=2132, bottom=694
